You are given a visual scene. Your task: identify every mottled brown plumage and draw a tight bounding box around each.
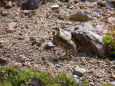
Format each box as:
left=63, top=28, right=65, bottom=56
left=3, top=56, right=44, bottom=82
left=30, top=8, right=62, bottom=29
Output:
left=52, top=27, right=77, bottom=57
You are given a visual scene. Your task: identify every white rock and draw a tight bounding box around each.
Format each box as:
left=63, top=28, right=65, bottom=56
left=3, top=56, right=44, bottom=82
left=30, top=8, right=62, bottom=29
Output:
left=6, top=22, right=17, bottom=33
left=111, top=81, right=115, bottom=86
left=44, top=41, right=55, bottom=50
left=8, top=22, right=17, bottom=28
left=51, top=5, right=60, bottom=10
left=14, top=62, right=22, bottom=67
left=73, top=75, right=78, bottom=78
left=74, top=66, right=87, bottom=74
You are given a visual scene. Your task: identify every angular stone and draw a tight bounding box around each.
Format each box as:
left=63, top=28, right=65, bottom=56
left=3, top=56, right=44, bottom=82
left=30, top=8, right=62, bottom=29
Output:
left=71, top=22, right=106, bottom=57
left=6, top=22, right=17, bottom=33
left=29, top=78, right=44, bottom=86
left=0, top=57, right=8, bottom=66
left=14, top=62, right=23, bottom=67
left=69, top=11, right=93, bottom=22
left=21, top=0, right=40, bottom=10
left=44, top=41, right=55, bottom=50
left=5, top=27, right=16, bottom=33
left=75, top=66, right=87, bottom=74
left=16, top=55, right=26, bottom=63
left=5, top=1, right=13, bottom=8
left=74, top=66, right=87, bottom=75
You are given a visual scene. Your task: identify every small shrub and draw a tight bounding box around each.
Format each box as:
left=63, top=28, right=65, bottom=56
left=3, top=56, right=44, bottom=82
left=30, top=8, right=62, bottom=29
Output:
left=55, top=73, right=76, bottom=86
left=0, top=66, right=112, bottom=86
left=103, top=29, right=115, bottom=58
left=0, top=80, right=12, bottom=86
left=103, top=83, right=113, bottom=86
left=0, top=66, right=76, bottom=86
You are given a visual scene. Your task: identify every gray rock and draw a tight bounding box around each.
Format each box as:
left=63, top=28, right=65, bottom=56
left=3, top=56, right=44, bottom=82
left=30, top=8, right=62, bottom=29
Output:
left=93, top=69, right=105, bottom=78
left=48, top=0, right=58, bottom=2
left=14, top=62, right=22, bottom=67
left=52, top=56, right=60, bottom=62
left=29, top=78, right=44, bottom=86
left=21, top=10, right=36, bottom=15
left=74, top=66, right=87, bottom=74
left=69, top=11, right=93, bottom=22
left=44, top=41, right=55, bottom=50
left=16, top=55, right=26, bottom=63
left=106, top=0, right=115, bottom=9
left=71, top=22, right=106, bottom=57
left=21, top=0, right=40, bottom=10
left=1, top=10, right=9, bottom=17
left=98, top=0, right=115, bottom=9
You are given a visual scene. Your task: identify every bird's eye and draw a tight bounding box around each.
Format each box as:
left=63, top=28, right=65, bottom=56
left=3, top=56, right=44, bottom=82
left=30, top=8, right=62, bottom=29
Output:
left=74, top=27, right=79, bottom=30
left=52, top=32, right=55, bottom=35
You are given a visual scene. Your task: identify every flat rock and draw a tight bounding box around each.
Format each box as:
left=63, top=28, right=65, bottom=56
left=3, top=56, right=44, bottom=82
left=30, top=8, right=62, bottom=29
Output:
left=74, top=66, right=87, bottom=75
left=44, top=41, right=55, bottom=50
left=69, top=11, right=93, bottom=22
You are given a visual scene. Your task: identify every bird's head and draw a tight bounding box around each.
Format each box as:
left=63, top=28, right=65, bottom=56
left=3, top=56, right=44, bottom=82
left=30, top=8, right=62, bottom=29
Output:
left=53, top=27, right=61, bottom=35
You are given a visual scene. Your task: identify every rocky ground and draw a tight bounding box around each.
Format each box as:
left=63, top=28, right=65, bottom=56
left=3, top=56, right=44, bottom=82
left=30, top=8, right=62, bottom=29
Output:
left=0, top=0, right=115, bottom=86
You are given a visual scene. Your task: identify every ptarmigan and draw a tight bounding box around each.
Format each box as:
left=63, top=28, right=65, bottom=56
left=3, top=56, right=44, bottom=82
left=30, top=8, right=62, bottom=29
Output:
left=52, top=27, right=77, bottom=59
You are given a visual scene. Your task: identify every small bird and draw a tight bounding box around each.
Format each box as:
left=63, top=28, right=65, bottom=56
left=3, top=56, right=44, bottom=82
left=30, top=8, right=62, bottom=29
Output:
left=52, top=27, right=77, bottom=59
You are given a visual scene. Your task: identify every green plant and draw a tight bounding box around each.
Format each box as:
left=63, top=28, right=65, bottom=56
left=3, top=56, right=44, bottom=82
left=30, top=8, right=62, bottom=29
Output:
left=103, top=29, right=115, bottom=58
left=0, top=80, right=12, bottom=86
left=0, top=66, right=112, bottom=86
left=103, top=83, right=113, bottom=86
left=103, top=36, right=112, bottom=46
left=0, top=66, right=77, bottom=86
left=55, top=73, right=76, bottom=86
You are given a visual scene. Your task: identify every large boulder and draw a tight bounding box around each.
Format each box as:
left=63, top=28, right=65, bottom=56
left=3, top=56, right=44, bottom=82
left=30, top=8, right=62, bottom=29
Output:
left=71, top=22, right=106, bottom=57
